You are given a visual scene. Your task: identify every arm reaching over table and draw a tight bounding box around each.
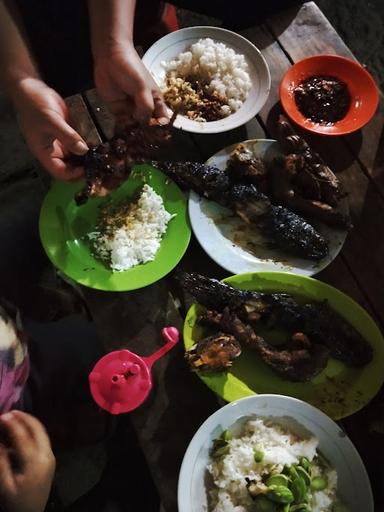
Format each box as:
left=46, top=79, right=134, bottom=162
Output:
left=0, top=1, right=89, bottom=180
left=0, top=410, right=55, bottom=512
left=88, top=0, right=169, bottom=127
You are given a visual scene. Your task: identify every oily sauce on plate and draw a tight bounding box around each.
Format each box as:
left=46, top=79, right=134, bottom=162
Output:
left=294, top=75, right=351, bottom=125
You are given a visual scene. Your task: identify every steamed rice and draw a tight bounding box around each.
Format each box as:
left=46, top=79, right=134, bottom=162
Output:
left=208, top=418, right=338, bottom=512
left=162, top=38, right=251, bottom=121
left=89, top=185, right=175, bottom=271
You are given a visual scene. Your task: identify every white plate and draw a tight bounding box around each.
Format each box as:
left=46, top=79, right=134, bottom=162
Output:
left=188, top=139, right=348, bottom=276
left=178, top=395, right=374, bottom=512
left=142, top=26, right=271, bottom=134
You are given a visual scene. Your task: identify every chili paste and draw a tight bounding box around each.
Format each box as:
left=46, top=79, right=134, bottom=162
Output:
left=294, top=75, right=351, bottom=124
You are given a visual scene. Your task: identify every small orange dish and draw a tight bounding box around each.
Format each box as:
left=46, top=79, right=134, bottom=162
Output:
left=280, top=54, right=380, bottom=136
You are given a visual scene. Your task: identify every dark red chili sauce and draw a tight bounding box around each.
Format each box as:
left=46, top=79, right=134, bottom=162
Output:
left=294, top=75, right=351, bottom=124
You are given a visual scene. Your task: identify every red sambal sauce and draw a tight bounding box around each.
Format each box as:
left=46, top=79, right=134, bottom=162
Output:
left=293, top=75, right=351, bottom=125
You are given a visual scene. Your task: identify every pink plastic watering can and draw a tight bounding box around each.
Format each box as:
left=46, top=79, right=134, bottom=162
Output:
left=89, top=327, right=179, bottom=414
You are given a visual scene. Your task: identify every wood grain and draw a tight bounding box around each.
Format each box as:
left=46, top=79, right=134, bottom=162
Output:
left=242, top=12, right=384, bottom=325
left=66, top=94, right=102, bottom=146
left=267, top=1, right=384, bottom=197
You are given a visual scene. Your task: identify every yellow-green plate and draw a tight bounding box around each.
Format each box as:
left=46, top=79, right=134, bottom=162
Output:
left=183, top=272, right=384, bottom=419
left=39, top=164, right=191, bottom=291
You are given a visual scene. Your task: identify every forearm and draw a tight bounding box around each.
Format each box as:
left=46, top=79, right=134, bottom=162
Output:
left=0, top=1, right=40, bottom=97
left=88, top=0, right=136, bottom=59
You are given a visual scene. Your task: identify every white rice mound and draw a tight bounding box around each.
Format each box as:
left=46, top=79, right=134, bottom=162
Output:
left=162, top=37, right=252, bottom=116
left=90, top=185, right=175, bottom=271
left=208, top=418, right=338, bottom=512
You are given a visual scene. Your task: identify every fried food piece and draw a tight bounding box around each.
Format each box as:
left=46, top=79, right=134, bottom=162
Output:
left=186, top=332, right=241, bottom=372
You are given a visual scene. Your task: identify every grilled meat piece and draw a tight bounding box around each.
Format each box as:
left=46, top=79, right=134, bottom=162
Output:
left=227, top=143, right=268, bottom=188
left=271, top=116, right=352, bottom=228
left=180, top=273, right=373, bottom=368
left=178, top=272, right=271, bottom=314
left=186, top=332, right=241, bottom=372
left=270, top=157, right=351, bottom=229
left=198, top=308, right=329, bottom=381
left=267, top=299, right=373, bottom=366
left=229, top=184, right=329, bottom=260
left=75, top=118, right=175, bottom=205
left=158, top=161, right=231, bottom=201
left=159, top=162, right=329, bottom=261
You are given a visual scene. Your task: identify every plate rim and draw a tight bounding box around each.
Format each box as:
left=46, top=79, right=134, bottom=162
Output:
left=39, top=166, right=191, bottom=292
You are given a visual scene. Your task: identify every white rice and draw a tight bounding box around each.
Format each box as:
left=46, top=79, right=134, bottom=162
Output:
left=89, top=185, right=175, bottom=271
left=162, top=37, right=252, bottom=117
left=208, top=418, right=338, bottom=512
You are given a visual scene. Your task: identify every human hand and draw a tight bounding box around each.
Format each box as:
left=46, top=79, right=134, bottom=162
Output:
left=0, top=410, right=55, bottom=512
left=94, top=43, right=169, bottom=127
left=12, top=78, right=89, bottom=180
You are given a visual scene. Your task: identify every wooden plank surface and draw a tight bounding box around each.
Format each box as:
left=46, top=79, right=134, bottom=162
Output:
left=66, top=94, right=102, bottom=146
left=267, top=1, right=384, bottom=196
left=242, top=8, right=384, bottom=326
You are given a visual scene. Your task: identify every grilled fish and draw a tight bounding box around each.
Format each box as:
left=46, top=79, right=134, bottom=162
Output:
left=158, top=162, right=329, bottom=261
left=179, top=272, right=373, bottom=368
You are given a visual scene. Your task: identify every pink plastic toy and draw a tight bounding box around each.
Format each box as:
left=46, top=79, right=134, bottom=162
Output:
left=89, top=327, right=179, bottom=414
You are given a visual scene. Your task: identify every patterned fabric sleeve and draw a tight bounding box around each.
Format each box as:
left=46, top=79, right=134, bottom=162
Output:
left=0, top=300, right=30, bottom=414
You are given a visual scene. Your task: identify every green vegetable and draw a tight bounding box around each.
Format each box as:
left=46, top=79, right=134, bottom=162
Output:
left=254, top=496, right=279, bottom=511
left=267, top=485, right=294, bottom=504
left=288, top=465, right=299, bottom=480
left=290, top=505, right=311, bottom=512
left=266, top=474, right=290, bottom=487
left=296, top=466, right=311, bottom=486
left=221, top=429, right=232, bottom=441
left=213, top=445, right=230, bottom=457
left=310, top=476, right=328, bottom=491
left=282, top=505, right=291, bottom=512
left=299, top=457, right=311, bottom=472
left=291, top=477, right=307, bottom=503
left=254, top=448, right=264, bottom=463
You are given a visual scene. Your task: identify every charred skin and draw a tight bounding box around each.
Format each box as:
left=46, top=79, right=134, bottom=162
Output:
left=75, top=118, right=175, bottom=205
left=159, top=162, right=329, bottom=261
left=185, top=332, right=241, bottom=372
left=198, top=308, right=329, bottom=381
left=268, top=299, right=373, bottom=366
left=177, top=272, right=270, bottom=313
left=180, top=273, right=373, bottom=368
left=229, top=184, right=329, bottom=261
left=157, top=161, right=231, bottom=202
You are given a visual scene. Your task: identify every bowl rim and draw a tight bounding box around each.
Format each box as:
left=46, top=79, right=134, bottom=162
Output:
left=142, top=25, right=271, bottom=134
left=177, top=394, right=374, bottom=512
left=279, top=54, right=380, bottom=136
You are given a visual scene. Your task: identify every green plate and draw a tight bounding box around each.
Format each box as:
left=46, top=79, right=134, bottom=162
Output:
left=183, top=272, right=384, bottom=419
left=39, top=164, right=191, bottom=291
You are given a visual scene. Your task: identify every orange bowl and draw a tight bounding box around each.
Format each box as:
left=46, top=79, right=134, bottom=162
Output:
left=280, top=55, right=380, bottom=135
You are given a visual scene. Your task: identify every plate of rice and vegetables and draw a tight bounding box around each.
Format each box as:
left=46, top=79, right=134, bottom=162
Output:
left=39, top=164, right=191, bottom=291
left=178, top=395, right=374, bottom=512
left=142, top=26, right=271, bottom=133
left=181, top=271, right=384, bottom=420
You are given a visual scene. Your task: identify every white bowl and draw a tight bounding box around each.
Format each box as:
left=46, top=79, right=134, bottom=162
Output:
left=178, top=395, right=374, bottom=512
left=142, top=26, right=271, bottom=134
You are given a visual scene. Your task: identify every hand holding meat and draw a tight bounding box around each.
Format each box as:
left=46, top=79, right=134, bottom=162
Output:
left=0, top=411, right=55, bottom=512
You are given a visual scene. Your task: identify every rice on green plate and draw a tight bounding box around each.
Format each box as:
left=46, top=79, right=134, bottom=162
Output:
left=89, top=184, right=176, bottom=271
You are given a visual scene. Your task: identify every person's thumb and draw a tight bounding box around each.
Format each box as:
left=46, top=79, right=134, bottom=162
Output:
left=49, top=113, right=89, bottom=155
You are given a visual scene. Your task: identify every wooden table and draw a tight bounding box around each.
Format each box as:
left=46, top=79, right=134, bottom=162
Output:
left=66, top=2, right=384, bottom=510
